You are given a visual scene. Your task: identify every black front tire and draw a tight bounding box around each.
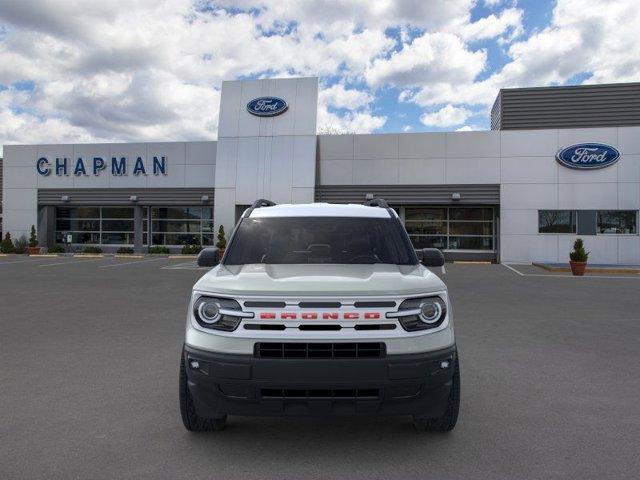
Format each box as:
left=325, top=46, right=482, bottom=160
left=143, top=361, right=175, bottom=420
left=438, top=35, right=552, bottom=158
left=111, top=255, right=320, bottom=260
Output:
left=413, top=355, right=460, bottom=432
left=179, top=354, right=227, bottom=432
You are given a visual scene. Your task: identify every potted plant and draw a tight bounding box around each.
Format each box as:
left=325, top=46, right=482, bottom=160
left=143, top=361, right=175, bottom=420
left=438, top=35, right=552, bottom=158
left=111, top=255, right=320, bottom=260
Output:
left=215, top=225, right=227, bottom=260
left=28, top=225, right=40, bottom=255
left=1, top=232, right=15, bottom=254
left=569, top=238, right=589, bottom=276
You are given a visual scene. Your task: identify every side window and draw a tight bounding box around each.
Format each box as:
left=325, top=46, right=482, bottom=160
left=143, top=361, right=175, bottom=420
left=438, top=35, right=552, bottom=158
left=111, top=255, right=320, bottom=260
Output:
left=538, top=210, right=576, bottom=233
left=597, top=211, right=638, bottom=234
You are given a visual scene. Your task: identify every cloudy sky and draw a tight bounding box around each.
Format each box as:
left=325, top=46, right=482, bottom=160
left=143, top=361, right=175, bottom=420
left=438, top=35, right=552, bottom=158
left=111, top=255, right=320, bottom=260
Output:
left=0, top=0, right=638, bottom=153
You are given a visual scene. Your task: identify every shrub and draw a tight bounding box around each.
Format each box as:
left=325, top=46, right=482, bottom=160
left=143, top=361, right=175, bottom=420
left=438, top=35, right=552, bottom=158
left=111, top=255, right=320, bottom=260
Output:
left=181, top=244, right=202, bottom=255
left=13, top=235, right=28, bottom=254
left=116, top=247, right=135, bottom=254
left=1, top=232, right=14, bottom=253
left=148, top=245, right=170, bottom=254
left=216, top=225, right=227, bottom=250
left=48, top=244, right=66, bottom=254
left=82, top=246, right=103, bottom=254
left=29, top=225, right=38, bottom=247
left=569, top=238, right=589, bottom=262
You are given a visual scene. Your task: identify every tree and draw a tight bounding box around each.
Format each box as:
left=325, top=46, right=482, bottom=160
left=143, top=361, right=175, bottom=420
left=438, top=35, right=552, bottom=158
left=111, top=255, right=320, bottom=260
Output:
left=215, top=225, right=227, bottom=250
left=569, top=238, right=589, bottom=262
left=1, top=232, right=15, bottom=253
left=29, top=225, right=38, bottom=247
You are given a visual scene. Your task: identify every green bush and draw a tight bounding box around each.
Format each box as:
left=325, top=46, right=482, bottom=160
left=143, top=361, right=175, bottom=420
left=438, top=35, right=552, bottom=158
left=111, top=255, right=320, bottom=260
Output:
left=116, top=247, right=135, bottom=254
left=48, top=244, right=66, bottom=254
left=1, top=232, right=14, bottom=253
left=215, top=225, right=227, bottom=250
left=13, top=235, right=28, bottom=254
left=181, top=244, right=202, bottom=255
left=29, top=225, right=38, bottom=247
left=148, top=245, right=170, bottom=254
left=569, top=238, right=589, bottom=262
left=82, top=246, right=103, bottom=254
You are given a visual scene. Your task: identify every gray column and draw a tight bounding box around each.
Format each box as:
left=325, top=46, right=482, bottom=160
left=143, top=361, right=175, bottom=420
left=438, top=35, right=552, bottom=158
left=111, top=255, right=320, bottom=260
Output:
left=37, top=206, right=56, bottom=248
left=133, top=206, right=144, bottom=253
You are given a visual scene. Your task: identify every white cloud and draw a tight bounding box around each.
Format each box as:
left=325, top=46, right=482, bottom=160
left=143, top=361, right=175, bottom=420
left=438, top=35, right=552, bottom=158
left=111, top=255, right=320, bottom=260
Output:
left=420, top=105, right=472, bottom=127
left=456, top=124, right=484, bottom=131
left=319, top=84, right=373, bottom=110
left=458, top=7, right=523, bottom=42
left=402, top=125, right=412, bottom=132
left=366, top=32, right=486, bottom=88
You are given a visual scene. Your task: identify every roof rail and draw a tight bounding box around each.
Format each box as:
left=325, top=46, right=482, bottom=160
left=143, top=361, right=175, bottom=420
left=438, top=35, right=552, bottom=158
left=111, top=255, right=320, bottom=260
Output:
left=365, top=197, right=389, bottom=208
left=243, top=198, right=276, bottom=218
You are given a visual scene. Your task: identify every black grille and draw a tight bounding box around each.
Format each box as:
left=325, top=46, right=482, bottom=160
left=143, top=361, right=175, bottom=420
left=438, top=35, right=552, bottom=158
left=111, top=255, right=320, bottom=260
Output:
left=255, top=342, right=386, bottom=359
left=261, top=388, right=380, bottom=399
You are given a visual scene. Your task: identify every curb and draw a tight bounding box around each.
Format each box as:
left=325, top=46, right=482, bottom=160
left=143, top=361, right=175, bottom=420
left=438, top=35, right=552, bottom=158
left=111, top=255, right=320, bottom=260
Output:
left=168, top=255, right=197, bottom=259
left=73, top=254, right=105, bottom=258
left=30, top=254, right=59, bottom=257
left=453, top=261, right=492, bottom=265
left=114, top=254, right=145, bottom=259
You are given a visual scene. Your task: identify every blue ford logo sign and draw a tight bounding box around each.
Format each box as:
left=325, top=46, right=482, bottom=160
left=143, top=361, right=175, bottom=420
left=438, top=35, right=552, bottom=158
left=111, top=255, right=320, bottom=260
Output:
left=247, top=97, right=288, bottom=117
left=556, top=143, right=620, bottom=170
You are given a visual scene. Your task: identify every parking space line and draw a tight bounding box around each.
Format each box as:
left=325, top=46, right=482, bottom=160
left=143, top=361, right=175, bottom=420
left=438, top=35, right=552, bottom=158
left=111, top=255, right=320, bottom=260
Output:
left=39, top=258, right=106, bottom=267
left=502, top=263, right=640, bottom=280
left=98, top=257, right=166, bottom=269
left=502, top=263, right=525, bottom=276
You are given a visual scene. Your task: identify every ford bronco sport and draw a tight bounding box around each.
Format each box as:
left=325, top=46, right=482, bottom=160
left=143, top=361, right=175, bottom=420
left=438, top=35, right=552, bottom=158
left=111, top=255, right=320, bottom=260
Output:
left=179, top=198, right=459, bottom=432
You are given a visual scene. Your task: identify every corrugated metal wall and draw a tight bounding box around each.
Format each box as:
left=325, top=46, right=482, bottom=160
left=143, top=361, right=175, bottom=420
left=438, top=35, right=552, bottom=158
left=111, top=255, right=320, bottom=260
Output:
left=314, top=184, right=499, bottom=205
left=492, top=82, right=640, bottom=130
left=38, top=188, right=215, bottom=206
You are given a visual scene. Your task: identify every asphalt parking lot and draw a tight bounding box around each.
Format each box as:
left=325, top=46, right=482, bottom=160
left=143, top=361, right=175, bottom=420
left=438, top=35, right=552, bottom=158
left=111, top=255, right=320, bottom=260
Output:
left=1, top=256, right=639, bottom=480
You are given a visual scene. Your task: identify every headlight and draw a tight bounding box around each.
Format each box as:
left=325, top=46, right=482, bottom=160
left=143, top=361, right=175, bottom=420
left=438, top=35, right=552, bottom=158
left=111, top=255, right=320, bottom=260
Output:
left=389, top=296, right=447, bottom=331
left=192, top=296, right=249, bottom=331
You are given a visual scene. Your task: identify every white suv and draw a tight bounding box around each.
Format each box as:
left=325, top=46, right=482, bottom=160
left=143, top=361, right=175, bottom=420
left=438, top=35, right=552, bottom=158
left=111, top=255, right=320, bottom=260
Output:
left=179, top=199, right=459, bottom=432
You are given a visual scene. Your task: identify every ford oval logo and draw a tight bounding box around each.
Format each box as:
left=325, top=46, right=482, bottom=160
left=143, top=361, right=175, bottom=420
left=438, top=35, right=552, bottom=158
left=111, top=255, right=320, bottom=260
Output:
left=246, top=97, right=288, bottom=117
left=556, top=143, right=620, bottom=170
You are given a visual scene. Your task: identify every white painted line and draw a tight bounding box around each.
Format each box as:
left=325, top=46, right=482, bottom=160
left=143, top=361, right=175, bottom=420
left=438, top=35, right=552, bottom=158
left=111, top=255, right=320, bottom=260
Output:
left=98, top=257, right=165, bottom=269
left=502, top=263, right=524, bottom=276
left=39, top=258, right=106, bottom=267
left=502, top=263, right=640, bottom=280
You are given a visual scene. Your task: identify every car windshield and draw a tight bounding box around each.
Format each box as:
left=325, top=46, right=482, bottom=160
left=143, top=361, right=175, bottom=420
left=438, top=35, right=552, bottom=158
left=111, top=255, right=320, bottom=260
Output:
left=224, top=216, right=418, bottom=265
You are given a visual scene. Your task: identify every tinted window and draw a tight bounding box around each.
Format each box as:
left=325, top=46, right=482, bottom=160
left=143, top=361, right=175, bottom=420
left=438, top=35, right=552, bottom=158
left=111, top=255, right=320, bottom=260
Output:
left=225, top=217, right=417, bottom=265
left=539, top=210, right=576, bottom=233
left=597, top=210, right=637, bottom=234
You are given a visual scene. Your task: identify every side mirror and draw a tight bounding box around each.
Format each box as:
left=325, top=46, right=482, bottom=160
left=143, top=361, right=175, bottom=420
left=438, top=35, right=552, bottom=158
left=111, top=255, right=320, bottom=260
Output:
left=197, top=247, right=220, bottom=267
left=420, top=248, right=445, bottom=267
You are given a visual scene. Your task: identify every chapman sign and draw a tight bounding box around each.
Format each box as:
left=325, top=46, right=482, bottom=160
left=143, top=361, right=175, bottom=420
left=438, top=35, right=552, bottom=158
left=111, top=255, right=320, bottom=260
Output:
left=556, top=143, right=620, bottom=170
left=246, top=97, right=288, bottom=117
left=36, top=156, right=168, bottom=177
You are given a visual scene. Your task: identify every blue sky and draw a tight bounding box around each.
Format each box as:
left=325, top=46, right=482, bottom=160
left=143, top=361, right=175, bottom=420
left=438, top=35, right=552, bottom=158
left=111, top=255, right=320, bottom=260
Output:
left=0, top=0, right=638, bottom=149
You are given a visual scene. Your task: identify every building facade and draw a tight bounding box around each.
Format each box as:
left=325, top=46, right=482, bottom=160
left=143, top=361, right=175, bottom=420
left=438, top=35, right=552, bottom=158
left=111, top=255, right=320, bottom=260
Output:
left=2, top=77, right=639, bottom=264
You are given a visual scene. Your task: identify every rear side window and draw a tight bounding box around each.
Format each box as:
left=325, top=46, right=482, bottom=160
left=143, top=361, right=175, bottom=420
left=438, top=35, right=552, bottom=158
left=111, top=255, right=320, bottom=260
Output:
left=224, top=217, right=417, bottom=265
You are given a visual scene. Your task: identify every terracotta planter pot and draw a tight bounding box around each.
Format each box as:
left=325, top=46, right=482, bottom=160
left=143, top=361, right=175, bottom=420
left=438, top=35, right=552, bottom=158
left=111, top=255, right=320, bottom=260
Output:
left=27, top=246, right=41, bottom=255
left=217, top=248, right=225, bottom=261
left=570, top=261, right=587, bottom=276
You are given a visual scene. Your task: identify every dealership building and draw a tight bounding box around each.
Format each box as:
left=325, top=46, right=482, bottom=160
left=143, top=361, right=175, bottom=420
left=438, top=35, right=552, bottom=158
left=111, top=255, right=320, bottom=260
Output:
left=2, top=78, right=639, bottom=264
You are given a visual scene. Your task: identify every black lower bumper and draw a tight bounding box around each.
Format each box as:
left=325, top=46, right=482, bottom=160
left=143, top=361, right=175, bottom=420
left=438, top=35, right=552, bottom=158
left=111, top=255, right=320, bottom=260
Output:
left=184, top=344, right=457, bottom=417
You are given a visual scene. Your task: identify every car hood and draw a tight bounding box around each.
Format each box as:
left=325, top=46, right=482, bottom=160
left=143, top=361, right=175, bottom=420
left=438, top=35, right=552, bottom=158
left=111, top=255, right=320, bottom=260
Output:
left=193, top=263, right=446, bottom=297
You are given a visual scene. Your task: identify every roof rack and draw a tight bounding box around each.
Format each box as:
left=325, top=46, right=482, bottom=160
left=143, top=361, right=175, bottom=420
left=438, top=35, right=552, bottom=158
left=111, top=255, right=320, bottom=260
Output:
left=243, top=198, right=276, bottom=218
left=365, top=197, right=389, bottom=208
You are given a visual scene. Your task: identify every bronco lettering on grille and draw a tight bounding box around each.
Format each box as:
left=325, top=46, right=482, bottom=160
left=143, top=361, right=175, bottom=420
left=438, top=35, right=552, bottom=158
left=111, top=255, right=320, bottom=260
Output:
left=258, top=312, right=382, bottom=320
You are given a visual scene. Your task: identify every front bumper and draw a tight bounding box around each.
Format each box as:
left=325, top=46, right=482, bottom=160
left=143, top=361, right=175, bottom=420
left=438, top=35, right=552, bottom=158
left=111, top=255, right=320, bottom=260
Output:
left=183, top=344, right=457, bottom=417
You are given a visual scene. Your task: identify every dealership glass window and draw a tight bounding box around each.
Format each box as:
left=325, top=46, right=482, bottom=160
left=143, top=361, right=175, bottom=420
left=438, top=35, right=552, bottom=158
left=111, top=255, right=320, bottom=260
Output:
left=55, top=207, right=139, bottom=245
left=150, top=206, right=214, bottom=245
left=597, top=210, right=638, bottom=234
left=404, top=207, right=494, bottom=251
left=538, top=210, right=577, bottom=233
